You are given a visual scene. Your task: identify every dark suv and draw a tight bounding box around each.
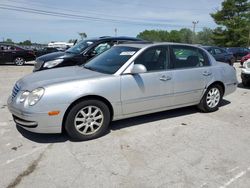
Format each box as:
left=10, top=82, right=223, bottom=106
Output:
left=203, top=46, right=235, bottom=66
left=34, top=36, right=143, bottom=71
left=225, top=47, right=250, bottom=61
left=0, top=43, right=36, bottom=65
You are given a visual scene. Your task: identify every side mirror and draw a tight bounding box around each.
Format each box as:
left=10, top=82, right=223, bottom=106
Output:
left=130, top=64, right=147, bottom=74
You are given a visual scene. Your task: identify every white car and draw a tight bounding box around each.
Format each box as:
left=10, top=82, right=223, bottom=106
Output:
left=241, top=59, right=250, bottom=86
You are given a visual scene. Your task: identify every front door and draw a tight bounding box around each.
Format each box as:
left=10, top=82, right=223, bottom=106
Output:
left=121, top=46, right=174, bottom=115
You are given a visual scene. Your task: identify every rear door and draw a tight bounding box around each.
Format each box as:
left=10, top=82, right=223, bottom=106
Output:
left=170, top=45, right=212, bottom=105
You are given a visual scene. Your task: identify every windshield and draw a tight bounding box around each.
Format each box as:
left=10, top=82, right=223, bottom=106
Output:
left=66, top=40, right=95, bottom=54
left=84, top=46, right=139, bottom=74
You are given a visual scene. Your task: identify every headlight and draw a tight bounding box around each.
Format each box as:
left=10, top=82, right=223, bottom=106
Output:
left=19, top=91, right=30, bottom=103
left=27, top=88, right=45, bottom=106
left=43, top=59, right=63, bottom=68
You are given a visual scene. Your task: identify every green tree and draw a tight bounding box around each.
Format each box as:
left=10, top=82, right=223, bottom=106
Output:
left=168, top=30, right=181, bottom=42
left=196, top=27, right=215, bottom=45
left=19, top=40, right=32, bottom=45
left=78, top=32, right=87, bottom=40
left=5, top=38, right=14, bottom=44
left=211, top=0, right=250, bottom=47
left=137, top=30, right=168, bottom=41
left=179, top=28, right=193, bottom=43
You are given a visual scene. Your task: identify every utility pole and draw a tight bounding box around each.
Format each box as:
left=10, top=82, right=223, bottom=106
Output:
left=192, top=21, right=199, bottom=44
left=114, top=28, right=117, bottom=37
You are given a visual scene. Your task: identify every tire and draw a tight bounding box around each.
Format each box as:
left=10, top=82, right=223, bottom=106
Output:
left=65, top=100, right=110, bottom=141
left=242, top=80, right=249, bottom=87
left=14, top=57, right=25, bottom=66
left=198, top=84, right=223, bottom=112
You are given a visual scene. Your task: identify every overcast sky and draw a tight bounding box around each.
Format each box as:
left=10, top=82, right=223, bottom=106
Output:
left=0, top=0, right=224, bottom=43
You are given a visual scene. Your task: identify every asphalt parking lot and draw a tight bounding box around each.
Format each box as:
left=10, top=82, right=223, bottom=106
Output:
left=0, top=62, right=250, bottom=188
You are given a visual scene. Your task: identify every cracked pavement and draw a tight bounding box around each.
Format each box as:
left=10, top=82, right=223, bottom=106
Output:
left=0, top=62, right=250, bottom=188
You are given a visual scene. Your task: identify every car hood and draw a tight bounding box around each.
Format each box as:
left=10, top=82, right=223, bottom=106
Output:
left=36, top=51, right=76, bottom=62
left=17, top=66, right=107, bottom=90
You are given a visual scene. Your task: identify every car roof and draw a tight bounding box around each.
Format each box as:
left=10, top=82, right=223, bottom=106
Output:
left=86, top=36, right=142, bottom=41
left=202, top=46, right=222, bottom=49
left=117, top=42, right=206, bottom=49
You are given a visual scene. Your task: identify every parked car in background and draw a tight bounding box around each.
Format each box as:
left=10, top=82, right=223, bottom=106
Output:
left=0, top=43, right=36, bottom=65
left=35, top=47, right=62, bottom=57
left=8, top=43, right=237, bottom=141
left=202, top=46, right=235, bottom=66
left=241, top=59, right=250, bottom=86
left=226, top=47, right=250, bottom=61
left=33, top=36, right=143, bottom=72
left=240, top=53, right=250, bottom=66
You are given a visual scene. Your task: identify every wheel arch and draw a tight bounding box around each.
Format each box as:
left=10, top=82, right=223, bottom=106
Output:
left=206, top=81, right=225, bottom=96
left=62, top=95, right=114, bottom=132
left=13, top=56, right=26, bottom=62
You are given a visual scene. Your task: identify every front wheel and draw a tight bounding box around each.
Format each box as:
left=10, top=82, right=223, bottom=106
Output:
left=198, top=85, right=223, bottom=112
left=14, top=57, right=25, bottom=66
left=65, top=100, right=110, bottom=141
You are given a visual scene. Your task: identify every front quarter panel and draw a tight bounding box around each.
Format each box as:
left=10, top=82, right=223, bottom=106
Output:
left=40, top=75, right=122, bottom=119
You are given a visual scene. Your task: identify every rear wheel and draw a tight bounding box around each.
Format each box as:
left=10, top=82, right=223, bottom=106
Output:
left=198, top=85, right=223, bottom=112
left=65, top=100, right=110, bottom=141
left=14, top=57, right=25, bottom=66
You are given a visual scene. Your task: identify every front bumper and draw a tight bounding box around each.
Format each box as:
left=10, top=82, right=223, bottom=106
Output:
left=7, top=96, right=65, bottom=133
left=241, top=72, right=250, bottom=82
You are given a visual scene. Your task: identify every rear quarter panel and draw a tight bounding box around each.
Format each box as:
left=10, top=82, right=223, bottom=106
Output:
left=208, top=62, right=237, bottom=96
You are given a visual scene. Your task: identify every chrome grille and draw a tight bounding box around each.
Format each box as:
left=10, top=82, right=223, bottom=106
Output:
left=12, top=83, right=20, bottom=99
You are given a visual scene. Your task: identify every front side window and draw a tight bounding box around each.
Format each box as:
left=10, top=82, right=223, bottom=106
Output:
left=66, top=40, right=95, bottom=54
left=84, top=46, right=139, bottom=74
left=93, top=42, right=112, bottom=55
left=134, top=46, right=169, bottom=72
left=171, top=46, right=208, bottom=69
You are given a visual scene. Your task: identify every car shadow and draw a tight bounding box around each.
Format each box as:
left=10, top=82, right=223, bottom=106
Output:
left=16, top=125, right=69, bottom=143
left=238, top=83, right=250, bottom=89
left=16, top=99, right=231, bottom=143
left=111, top=99, right=230, bottom=131
left=0, top=61, right=34, bottom=66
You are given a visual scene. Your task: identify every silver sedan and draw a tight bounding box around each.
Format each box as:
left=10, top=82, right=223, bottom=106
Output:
left=8, top=43, right=237, bottom=140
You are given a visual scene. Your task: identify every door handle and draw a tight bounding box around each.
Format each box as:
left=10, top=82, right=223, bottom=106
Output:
left=202, top=71, right=212, bottom=76
left=160, top=75, right=172, bottom=81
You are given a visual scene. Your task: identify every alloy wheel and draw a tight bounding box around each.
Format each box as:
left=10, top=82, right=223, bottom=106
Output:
left=15, top=57, right=25, bottom=65
left=74, top=106, right=104, bottom=135
left=206, top=87, right=220, bottom=108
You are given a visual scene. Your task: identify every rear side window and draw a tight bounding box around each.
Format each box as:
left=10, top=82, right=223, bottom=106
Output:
left=171, top=45, right=209, bottom=69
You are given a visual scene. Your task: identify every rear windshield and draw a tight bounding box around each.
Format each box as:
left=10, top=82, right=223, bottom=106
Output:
left=84, top=46, right=139, bottom=74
